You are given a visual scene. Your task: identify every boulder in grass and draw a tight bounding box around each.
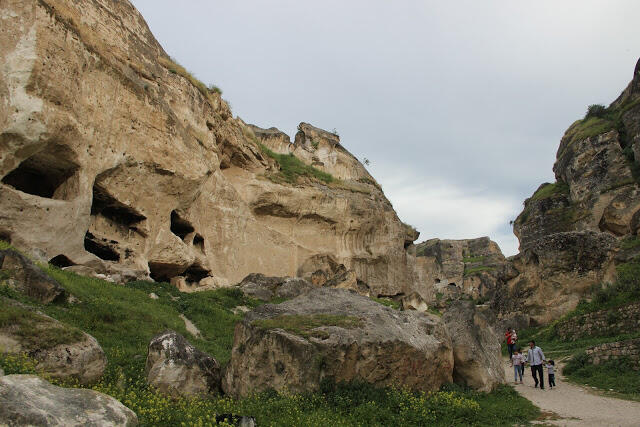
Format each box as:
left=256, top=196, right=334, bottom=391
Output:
left=223, top=288, right=454, bottom=398
left=0, top=249, right=66, bottom=304
left=442, top=300, right=506, bottom=392
left=0, top=298, right=106, bottom=384
left=145, top=330, right=221, bottom=397
left=0, top=374, right=137, bottom=426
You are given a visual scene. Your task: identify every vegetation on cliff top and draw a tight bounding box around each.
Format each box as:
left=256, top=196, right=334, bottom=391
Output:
left=158, top=56, right=222, bottom=100
left=0, top=242, right=540, bottom=426
left=258, top=142, right=335, bottom=185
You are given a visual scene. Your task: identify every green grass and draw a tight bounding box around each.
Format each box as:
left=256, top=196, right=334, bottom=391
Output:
left=531, top=181, right=569, bottom=201
left=462, top=255, right=485, bottom=263
left=0, top=298, right=84, bottom=349
left=620, top=236, right=640, bottom=250
left=0, top=247, right=540, bottom=426
left=463, top=266, right=495, bottom=277
left=252, top=314, right=362, bottom=339
left=563, top=355, right=640, bottom=400
left=371, top=297, right=401, bottom=310
left=258, top=143, right=335, bottom=185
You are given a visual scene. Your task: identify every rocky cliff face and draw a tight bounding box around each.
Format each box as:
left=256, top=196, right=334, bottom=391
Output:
left=0, top=0, right=417, bottom=295
left=413, top=237, right=511, bottom=309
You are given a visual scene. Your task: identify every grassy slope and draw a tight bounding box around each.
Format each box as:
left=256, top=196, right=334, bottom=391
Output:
left=0, top=247, right=539, bottom=426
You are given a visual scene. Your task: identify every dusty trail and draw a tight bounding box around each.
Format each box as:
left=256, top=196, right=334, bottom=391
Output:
left=504, top=361, right=640, bottom=426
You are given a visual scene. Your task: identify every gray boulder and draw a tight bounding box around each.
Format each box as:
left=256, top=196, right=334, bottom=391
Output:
left=442, top=301, right=505, bottom=391
left=145, top=330, right=221, bottom=397
left=0, top=299, right=106, bottom=384
left=238, top=273, right=316, bottom=301
left=223, top=288, right=453, bottom=398
left=0, top=249, right=66, bottom=303
left=0, top=375, right=137, bottom=426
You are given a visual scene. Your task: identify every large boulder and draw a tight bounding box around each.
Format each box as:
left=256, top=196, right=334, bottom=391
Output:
left=237, top=273, right=316, bottom=301
left=0, top=374, right=137, bottom=426
left=442, top=301, right=505, bottom=392
left=145, top=330, right=221, bottom=397
left=0, top=299, right=106, bottom=384
left=0, top=249, right=66, bottom=304
left=223, top=288, right=453, bottom=398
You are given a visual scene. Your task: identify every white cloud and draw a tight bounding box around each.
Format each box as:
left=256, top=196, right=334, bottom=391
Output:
left=378, top=172, right=522, bottom=256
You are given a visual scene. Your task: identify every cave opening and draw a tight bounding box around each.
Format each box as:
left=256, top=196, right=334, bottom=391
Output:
left=1, top=146, right=78, bottom=199
left=91, top=185, right=146, bottom=227
left=84, top=232, right=120, bottom=261
left=184, top=263, right=211, bottom=283
left=193, top=234, right=205, bottom=253
left=170, top=210, right=194, bottom=240
left=49, top=254, right=75, bottom=268
left=148, top=261, right=185, bottom=283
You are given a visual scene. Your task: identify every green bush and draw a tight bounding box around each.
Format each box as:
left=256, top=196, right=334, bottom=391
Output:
left=585, top=104, right=607, bottom=119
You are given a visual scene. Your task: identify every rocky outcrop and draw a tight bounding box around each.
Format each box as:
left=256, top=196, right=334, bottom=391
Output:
left=0, top=299, right=106, bottom=384
left=442, top=301, right=505, bottom=392
left=145, top=330, right=221, bottom=397
left=413, top=237, right=510, bottom=309
left=0, top=0, right=418, bottom=297
left=0, top=375, right=137, bottom=426
left=223, top=288, right=453, bottom=398
left=0, top=249, right=66, bottom=304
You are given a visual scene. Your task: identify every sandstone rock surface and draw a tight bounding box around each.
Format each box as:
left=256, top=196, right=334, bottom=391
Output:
left=0, top=249, right=66, bottom=303
left=0, top=298, right=106, bottom=384
left=442, top=301, right=505, bottom=392
left=0, top=374, right=138, bottom=426
left=0, top=0, right=418, bottom=297
left=223, top=288, right=453, bottom=398
left=145, top=330, right=221, bottom=397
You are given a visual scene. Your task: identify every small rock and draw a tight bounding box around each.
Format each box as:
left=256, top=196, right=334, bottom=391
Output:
left=146, top=330, right=221, bottom=397
left=232, top=305, right=251, bottom=315
left=0, top=375, right=138, bottom=426
left=149, top=292, right=159, bottom=300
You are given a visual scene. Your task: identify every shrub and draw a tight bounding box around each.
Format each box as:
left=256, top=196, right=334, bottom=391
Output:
left=585, top=104, right=607, bottom=119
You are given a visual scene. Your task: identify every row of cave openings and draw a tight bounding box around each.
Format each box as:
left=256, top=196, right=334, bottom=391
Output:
left=1, top=146, right=210, bottom=284
left=84, top=185, right=210, bottom=283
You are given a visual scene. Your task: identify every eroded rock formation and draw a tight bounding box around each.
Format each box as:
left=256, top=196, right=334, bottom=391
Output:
left=0, top=0, right=418, bottom=297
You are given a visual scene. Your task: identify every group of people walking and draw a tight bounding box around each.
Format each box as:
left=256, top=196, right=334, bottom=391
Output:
left=505, top=328, right=555, bottom=390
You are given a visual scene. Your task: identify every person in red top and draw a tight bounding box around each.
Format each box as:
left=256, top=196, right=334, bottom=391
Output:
left=505, top=327, right=516, bottom=359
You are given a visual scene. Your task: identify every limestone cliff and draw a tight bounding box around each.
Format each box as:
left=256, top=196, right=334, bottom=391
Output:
left=0, top=0, right=417, bottom=295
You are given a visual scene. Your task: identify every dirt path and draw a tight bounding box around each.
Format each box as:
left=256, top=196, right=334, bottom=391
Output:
left=503, top=361, right=640, bottom=426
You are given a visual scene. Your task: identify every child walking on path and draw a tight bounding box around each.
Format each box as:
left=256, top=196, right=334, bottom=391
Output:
left=511, top=348, right=525, bottom=384
left=546, top=360, right=556, bottom=389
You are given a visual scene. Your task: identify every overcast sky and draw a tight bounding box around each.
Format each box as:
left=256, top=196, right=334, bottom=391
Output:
left=131, top=0, right=639, bottom=255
